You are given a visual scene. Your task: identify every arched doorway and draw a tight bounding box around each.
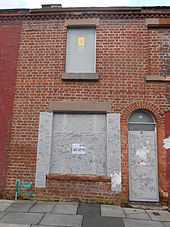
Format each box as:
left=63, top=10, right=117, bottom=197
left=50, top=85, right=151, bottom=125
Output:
left=128, top=110, right=159, bottom=202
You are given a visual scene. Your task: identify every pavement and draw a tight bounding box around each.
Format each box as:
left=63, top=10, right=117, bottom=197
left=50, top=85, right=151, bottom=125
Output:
left=0, top=200, right=169, bottom=226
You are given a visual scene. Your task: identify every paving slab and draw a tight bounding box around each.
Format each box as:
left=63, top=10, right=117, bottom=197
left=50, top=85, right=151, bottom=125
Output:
left=54, top=202, right=79, bottom=207
left=32, top=226, right=67, bottom=227
left=77, top=203, right=100, bottom=217
left=0, top=212, right=8, bottom=219
left=83, top=216, right=124, bottom=227
left=32, top=226, right=72, bottom=227
left=6, top=201, right=36, bottom=212
left=101, top=205, right=125, bottom=218
left=0, top=212, right=44, bottom=225
left=123, top=208, right=147, bottom=215
left=146, top=210, right=170, bottom=222
left=0, top=224, right=30, bottom=227
left=163, top=222, right=170, bottom=227
left=52, top=202, right=78, bottom=215
left=40, top=214, right=83, bottom=227
left=0, top=200, right=15, bottom=212
left=125, top=212, right=150, bottom=220
left=123, top=208, right=150, bottom=220
left=13, top=200, right=35, bottom=204
left=124, top=219, right=164, bottom=227
left=32, top=226, right=68, bottom=227
left=29, top=202, right=56, bottom=213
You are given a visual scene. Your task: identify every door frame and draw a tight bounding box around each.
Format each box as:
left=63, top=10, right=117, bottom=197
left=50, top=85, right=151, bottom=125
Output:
left=128, top=110, right=159, bottom=202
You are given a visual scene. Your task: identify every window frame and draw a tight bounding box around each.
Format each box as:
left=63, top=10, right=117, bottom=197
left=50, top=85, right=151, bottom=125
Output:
left=62, top=21, right=99, bottom=81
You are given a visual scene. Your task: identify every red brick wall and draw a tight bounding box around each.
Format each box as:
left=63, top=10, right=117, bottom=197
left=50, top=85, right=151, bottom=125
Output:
left=35, top=174, right=121, bottom=205
left=0, top=23, right=21, bottom=193
left=4, top=17, right=170, bottom=202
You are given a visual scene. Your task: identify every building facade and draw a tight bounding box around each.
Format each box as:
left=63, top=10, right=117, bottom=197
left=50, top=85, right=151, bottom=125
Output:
left=1, top=6, right=170, bottom=204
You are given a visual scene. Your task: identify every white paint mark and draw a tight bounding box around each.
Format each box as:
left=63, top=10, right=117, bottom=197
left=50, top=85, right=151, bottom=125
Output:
left=111, top=172, right=121, bottom=192
left=135, top=145, right=150, bottom=165
left=163, top=136, right=170, bottom=149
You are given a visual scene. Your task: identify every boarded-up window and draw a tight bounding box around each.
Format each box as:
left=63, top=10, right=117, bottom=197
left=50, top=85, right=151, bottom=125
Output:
left=66, top=28, right=96, bottom=73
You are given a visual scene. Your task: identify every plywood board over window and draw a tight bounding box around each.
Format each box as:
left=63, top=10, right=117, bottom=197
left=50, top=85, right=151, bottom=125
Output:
left=66, top=28, right=96, bottom=73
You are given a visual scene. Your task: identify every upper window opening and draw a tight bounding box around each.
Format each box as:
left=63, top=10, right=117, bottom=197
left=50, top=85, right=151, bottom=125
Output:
left=128, top=110, right=155, bottom=124
left=65, top=27, right=96, bottom=73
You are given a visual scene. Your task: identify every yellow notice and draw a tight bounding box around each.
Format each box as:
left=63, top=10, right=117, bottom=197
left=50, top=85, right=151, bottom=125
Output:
left=78, top=36, right=85, bottom=47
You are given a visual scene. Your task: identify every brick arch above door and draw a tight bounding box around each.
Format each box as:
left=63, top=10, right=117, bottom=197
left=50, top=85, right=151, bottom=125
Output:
left=121, top=101, right=163, bottom=125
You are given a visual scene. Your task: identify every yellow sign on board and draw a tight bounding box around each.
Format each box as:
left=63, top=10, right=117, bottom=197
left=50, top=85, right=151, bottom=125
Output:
left=78, top=36, right=85, bottom=47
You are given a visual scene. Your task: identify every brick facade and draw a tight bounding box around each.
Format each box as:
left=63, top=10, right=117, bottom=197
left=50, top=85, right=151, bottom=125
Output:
left=0, top=22, right=21, bottom=195
left=1, top=7, right=170, bottom=204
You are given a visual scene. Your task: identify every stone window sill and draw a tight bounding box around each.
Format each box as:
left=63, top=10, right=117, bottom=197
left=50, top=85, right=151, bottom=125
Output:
left=47, top=174, right=111, bottom=182
left=145, top=75, right=170, bottom=82
left=62, top=73, right=99, bottom=81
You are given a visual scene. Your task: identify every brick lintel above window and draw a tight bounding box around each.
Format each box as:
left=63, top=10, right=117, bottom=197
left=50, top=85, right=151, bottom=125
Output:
left=65, top=18, right=99, bottom=27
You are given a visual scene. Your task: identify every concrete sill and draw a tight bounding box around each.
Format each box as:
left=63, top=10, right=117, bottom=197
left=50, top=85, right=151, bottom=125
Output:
left=47, top=174, right=111, bottom=182
left=62, top=73, right=99, bottom=81
left=48, top=101, right=112, bottom=113
left=145, top=75, right=170, bottom=82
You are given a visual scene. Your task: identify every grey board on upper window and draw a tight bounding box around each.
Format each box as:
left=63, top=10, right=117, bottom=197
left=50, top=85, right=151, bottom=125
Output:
left=66, top=28, right=96, bottom=73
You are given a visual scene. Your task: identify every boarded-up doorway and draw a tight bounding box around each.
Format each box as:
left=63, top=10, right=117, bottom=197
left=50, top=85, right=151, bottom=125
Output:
left=128, top=110, right=159, bottom=202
